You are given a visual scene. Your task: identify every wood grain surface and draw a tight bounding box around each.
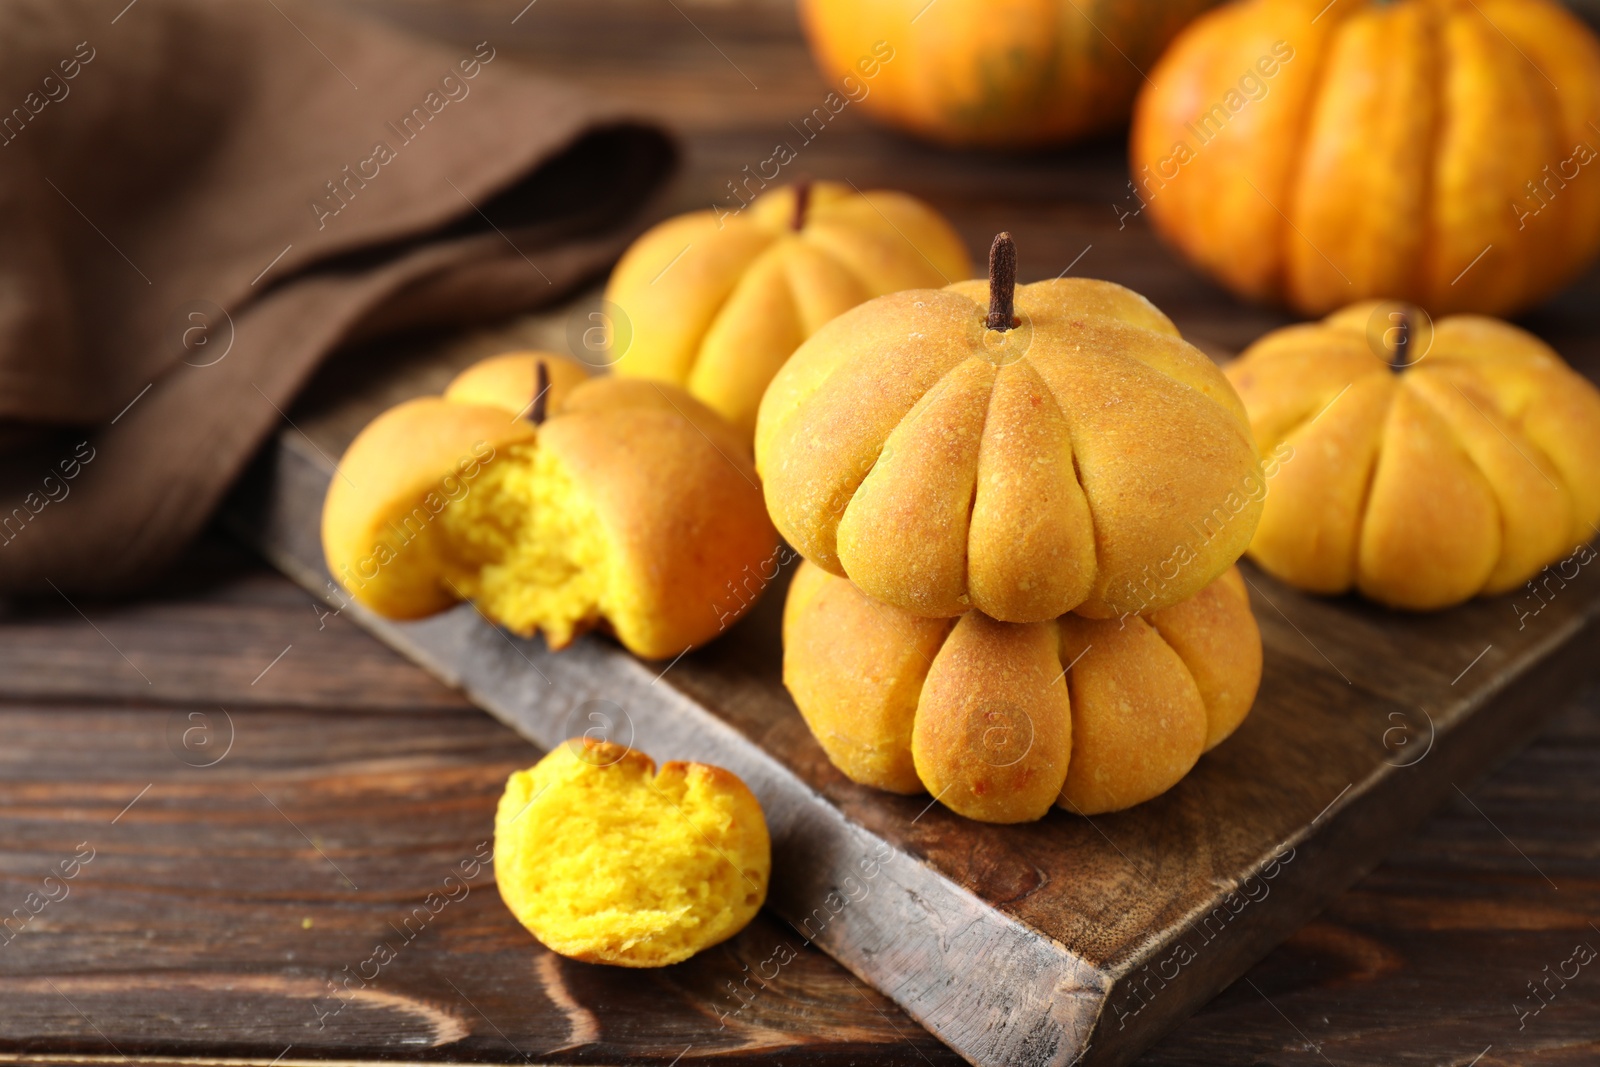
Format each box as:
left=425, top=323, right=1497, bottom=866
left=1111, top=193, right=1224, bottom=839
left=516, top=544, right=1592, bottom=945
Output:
left=228, top=360, right=1600, bottom=1067
left=3, top=0, right=1599, bottom=1064
left=0, top=543, right=950, bottom=1066
left=1, top=537, right=1597, bottom=1066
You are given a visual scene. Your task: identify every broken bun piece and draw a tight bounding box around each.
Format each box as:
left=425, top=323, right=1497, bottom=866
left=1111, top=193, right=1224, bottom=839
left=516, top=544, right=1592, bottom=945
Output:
left=322, top=351, right=778, bottom=658
left=495, top=739, right=771, bottom=967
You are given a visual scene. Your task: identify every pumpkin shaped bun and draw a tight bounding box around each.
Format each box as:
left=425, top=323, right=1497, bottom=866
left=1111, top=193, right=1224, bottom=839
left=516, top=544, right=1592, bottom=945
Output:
left=1131, top=0, right=1600, bottom=317
left=784, top=561, right=1262, bottom=823
left=756, top=234, right=1264, bottom=623
left=495, top=739, right=770, bottom=967
left=322, top=352, right=778, bottom=659
left=607, top=180, right=970, bottom=439
left=1227, top=304, right=1600, bottom=610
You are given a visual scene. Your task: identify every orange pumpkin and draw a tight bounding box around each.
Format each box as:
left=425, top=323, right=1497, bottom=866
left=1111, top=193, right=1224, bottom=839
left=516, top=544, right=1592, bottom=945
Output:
left=1131, top=0, right=1600, bottom=317
left=799, top=0, right=1217, bottom=149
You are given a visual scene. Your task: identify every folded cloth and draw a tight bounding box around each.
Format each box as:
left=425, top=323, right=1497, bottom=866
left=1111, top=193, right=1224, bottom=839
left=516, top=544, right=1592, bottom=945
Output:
left=0, top=0, right=675, bottom=593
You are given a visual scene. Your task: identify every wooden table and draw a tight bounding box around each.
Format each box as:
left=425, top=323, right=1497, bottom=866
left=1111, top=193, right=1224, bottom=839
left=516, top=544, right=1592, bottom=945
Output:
left=3, top=1, right=1598, bottom=1064
left=2, top=532, right=1596, bottom=1066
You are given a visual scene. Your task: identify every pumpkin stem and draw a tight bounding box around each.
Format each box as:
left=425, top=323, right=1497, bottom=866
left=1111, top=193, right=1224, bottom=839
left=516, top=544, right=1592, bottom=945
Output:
left=986, top=232, right=1018, bottom=332
left=792, top=180, right=811, bottom=232
left=1390, top=308, right=1411, bottom=371
left=530, top=360, right=551, bottom=425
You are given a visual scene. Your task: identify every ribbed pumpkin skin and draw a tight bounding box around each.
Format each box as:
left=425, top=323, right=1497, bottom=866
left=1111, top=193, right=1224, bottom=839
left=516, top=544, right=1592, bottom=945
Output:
left=1131, top=0, right=1600, bottom=317
left=606, top=182, right=969, bottom=441
left=1225, top=304, right=1600, bottom=610
left=799, top=0, right=1218, bottom=149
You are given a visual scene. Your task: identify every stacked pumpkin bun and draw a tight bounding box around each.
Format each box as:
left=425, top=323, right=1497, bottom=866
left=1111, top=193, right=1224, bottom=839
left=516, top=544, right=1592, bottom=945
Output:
left=761, top=234, right=1266, bottom=823
left=322, top=351, right=778, bottom=659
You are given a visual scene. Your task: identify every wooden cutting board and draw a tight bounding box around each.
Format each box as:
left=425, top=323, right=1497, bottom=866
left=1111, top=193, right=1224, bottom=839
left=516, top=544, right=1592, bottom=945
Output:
left=226, top=306, right=1600, bottom=1067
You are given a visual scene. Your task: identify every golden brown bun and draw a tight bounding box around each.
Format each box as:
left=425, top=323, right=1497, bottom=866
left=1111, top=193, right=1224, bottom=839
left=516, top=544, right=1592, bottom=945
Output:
left=536, top=377, right=776, bottom=657
left=782, top=561, right=952, bottom=794
left=757, top=276, right=1262, bottom=622
left=1226, top=303, right=1600, bottom=609
left=607, top=181, right=971, bottom=440
left=443, top=350, right=592, bottom=414
left=322, top=352, right=779, bottom=658
left=782, top=561, right=1262, bottom=822
left=495, top=739, right=770, bottom=967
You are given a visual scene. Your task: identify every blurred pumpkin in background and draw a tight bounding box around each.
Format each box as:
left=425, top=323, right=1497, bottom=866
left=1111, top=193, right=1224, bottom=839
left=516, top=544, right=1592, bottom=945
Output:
left=799, top=0, right=1218, bottom=149
left=1131, top=0, right=1600, bottom=317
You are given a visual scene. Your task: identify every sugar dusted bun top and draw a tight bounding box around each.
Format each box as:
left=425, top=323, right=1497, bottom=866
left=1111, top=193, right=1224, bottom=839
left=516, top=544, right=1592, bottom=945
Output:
left=756, top=236, right=1262, bottom=623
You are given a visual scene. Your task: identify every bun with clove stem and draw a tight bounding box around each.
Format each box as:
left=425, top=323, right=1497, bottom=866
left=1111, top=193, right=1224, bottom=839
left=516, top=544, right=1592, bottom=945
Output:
left=1227, top=302, right=1600, bottom=609
left=756, top=233, right=1263, bottom=623
left=322, top=351, right=777, bottom=657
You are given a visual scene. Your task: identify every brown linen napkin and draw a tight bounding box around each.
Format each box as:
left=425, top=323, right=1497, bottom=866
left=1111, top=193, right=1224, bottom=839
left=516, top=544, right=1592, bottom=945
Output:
left=0, top=0, right=675, bottom=593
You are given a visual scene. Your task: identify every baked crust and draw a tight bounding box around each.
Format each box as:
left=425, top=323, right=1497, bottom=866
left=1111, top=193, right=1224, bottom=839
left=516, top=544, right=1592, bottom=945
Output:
left=322, top=352, right=779, bottom=658
left=756, top=277, right=1262, bottom=623
left=607, top=181, right=971, bottom=439
left=1227, top=303, right=1600, bottom=609
left=783, top=561, right=1263, bottom=822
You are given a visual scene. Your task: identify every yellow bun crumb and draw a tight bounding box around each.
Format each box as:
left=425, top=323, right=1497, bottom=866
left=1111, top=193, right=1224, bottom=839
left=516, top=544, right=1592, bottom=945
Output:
left=494, top=739, right=771, bottom=967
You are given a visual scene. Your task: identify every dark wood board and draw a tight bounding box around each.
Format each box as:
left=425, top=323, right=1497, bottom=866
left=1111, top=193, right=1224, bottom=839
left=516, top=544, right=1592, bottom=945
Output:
left=221, top=303, right=1600, bottom=1067
left=3, top=536, right=1598, bottom=1066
